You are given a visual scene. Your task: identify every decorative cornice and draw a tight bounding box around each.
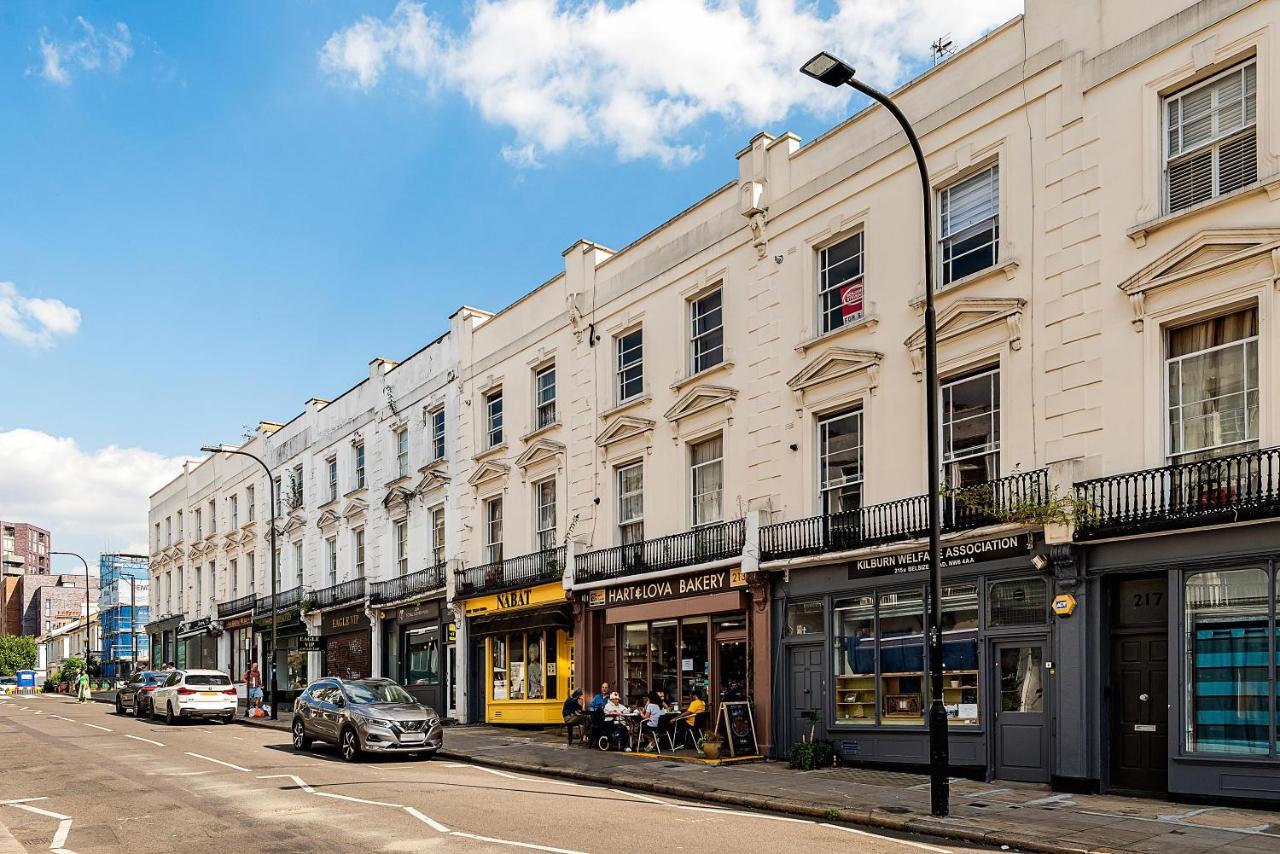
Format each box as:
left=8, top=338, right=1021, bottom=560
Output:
left=467, top=460, right=510, bottom=489
left=514, top=438, right=566, bottom=471
left=786, top=347, right=883, bottom=399
left=904, top=297, right=1025, bottom=378
left=663, top=384, right=737, bottom=423
left=595, top=415, right=656, bottom=449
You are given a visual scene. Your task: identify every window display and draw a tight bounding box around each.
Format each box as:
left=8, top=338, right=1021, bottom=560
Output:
left=878, top=590, right=925, bottom=725
left=834, top=595, right=875, bottom=723
left=405, top=627, right=439, bottom=687
left=942, top=584, right=980, bottom=725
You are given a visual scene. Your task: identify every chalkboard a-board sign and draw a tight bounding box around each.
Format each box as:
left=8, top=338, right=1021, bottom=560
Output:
left=716, top=701, right=759, bottom=758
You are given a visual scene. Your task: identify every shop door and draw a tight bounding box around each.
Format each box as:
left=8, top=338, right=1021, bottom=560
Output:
left=1108, top=575, right=1168, bottom=793
left=992, top=641, right=1050, bottom=782
left=446, top=643, right=456, bottom=718
left=716, top=640, right=747, bottom=703
left=787, top=645, right=825, bottom=747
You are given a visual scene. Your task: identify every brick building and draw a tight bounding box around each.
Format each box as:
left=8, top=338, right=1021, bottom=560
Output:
left=21, top=574, right=99, bottom=637
left=1, top=520, right=52, bottom=635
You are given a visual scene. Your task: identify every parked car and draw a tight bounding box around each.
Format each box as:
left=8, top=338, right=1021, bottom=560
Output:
left=291, top=677, right=443, bottom=762
left=114, top=670, right=170, bottom=717
left=150, top=669, right=237, bottom=724
left=0, top=676, right=16, bottom=695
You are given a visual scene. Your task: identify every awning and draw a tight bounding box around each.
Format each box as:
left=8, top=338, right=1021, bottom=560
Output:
left=469, top=605, right=573, bottom=637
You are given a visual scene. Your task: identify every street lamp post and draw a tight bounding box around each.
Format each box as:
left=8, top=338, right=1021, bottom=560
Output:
left=800, top=52, right=950, bottom=817
left=51, top=551, right=93, bottom=661
left=201, top=445, right=280, bottom=719
left=129, top=575, right=138, bottom=675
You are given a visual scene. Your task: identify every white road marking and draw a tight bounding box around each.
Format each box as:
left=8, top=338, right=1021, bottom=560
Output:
left=48, top=715, right=74, bottom=722
left=185, top=752, right=251, bottom=772
left=316, top=791, right=401, bottom=808
left=125, top=734, right=164, bottom=747
left=0, top=798, right=48, bottom=805
left=4, top=802, right=69, bottom=820
left=81, top=723, right=111, bottom=732
left=607, top=788, right=666, bottom=804
left=449, top=832, right=586, bottom=854
left=819, top=823, right=952, bottom=853
left=258, top=773, right=314, bottom=794
left=404, top=806, right=450, bottom=833
left=673, top=804, right=810, bottom=823
left=52, top=818, right=72, bottom=848
left=3, top=800, right=77, bottom=852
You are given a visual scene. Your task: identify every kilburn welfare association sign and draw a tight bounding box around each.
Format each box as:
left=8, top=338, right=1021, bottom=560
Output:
left=587, top=567, right=746, bottom=608
left=848, top=534, right=1031, bottom=580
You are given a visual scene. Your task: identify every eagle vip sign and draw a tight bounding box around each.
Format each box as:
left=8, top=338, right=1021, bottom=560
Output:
left=1052, top=592, right=1078, bottom=617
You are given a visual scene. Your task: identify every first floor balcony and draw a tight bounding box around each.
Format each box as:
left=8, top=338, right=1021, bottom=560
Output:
left=217, top=592, right=257, bottom=618
left=575, top=519, right=745, bottom=584
left=456, top=546, right=566, bottom=598
left=255, top=585, right=302, bottom=614
left=309, top=577, right=366, bottom=610
left=1074, top=445, right=1280, bottom=540
left=759, top=469, right=1049, bottom=563
left=369, top=563, right=446, bottom=605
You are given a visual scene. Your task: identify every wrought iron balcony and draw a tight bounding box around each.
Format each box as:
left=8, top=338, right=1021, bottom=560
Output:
left=456, top=547, right=566, bottom=598
left=576, top=519, right=746, bottom=584
left=1074, top=446, right=1280, bottom=540
left=369, top=563, right=446, bottom=605
left=217, top=592, right=257, bottom=618
left=310, top=578, right=366, bottom=609
left=254, top=585, right=302, bottom=614
left=759, top=469, right=1049, bottom=562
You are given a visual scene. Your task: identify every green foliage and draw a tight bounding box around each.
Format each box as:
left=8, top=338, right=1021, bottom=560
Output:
left=788, top=738, right=836, bottom=771
left=943, top=477, right=1101, bottom=529
left=57, top=656, right=86, bottom=684
left=87, top=655, right=102, bottom=678
left=823, top=808, right=839, bottom=821
left=0, top=634, right=37, bottom=676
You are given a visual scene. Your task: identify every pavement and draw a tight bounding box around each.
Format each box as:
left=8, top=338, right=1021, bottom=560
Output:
left=2, top=691, right=998, bottom=853
left=233, top=713, right=1280, bottom=854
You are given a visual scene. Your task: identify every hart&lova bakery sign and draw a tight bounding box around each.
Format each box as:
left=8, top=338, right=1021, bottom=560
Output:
left=587, top=567, right=746, bottom=608
left=848, top=534, right=1031, bottom=580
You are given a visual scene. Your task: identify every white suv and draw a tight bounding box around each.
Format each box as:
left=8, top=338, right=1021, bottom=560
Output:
left=150, top=669, right=237, bottom=724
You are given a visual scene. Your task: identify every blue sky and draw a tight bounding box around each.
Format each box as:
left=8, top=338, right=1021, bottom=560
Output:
left=0, top=0, right=1020, bottom=566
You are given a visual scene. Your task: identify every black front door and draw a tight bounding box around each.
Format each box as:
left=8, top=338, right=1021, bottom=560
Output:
left=1109, top=575, right=1169, bottom=793
left=993, top=641, right=1050, bottom=782
left=787, top=645, right=825, bottom=746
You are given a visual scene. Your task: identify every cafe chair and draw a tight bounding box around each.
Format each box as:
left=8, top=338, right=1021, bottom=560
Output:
left=679, top=711, right=706, bottom=749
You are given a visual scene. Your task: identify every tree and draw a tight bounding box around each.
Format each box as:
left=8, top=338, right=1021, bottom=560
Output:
left=0, top=635, right=37, bottom=676
left=57, top=656, right=86, bottom=684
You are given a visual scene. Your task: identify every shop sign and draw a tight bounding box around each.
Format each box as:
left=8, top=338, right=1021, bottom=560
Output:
left=297, top=635, right=323, bottom=652
left=447, top=623, right=457, bottom=642
left=254, top=607, right=302, bottom=633
left=464, top=582, right=565, bottom=617
left=321, top=606, right=370, bottom=636
left=397, top=601, right=439, bottom=624
left=848, top=534, right=1031, bottom=580
left=223, top=614, right=253, bottom=632
left=715, top=701, right=759, bottom=758
left=178, top=616, right=212, bottom=638
left=586, top=566, right=746, bottom=609
left=1051, top=593, right=1078, bottom=617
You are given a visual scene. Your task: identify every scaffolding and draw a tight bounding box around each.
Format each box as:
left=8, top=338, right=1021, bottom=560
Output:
left=99, top=553, right=150, bottom=679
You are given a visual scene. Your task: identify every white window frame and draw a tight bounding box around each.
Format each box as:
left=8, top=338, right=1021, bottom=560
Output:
left=327, top=457, right=338, bottom=502
left=195, top=508, right=203, bottom=539
left=229, top=494, right=238, bottom=529
left=395, top=521, right=409, bottom=577
left=938, top=163, right=1000, bottom=287
left=430, top=505, right=445, bottom=567
left=395, top=427, right=409, bottom=479
left=293, top=541, right=303, bottom=587
left=534, top=364, right=557, bottom=430
left=534, top=478, right=556, bottom=551
left=247, top=551, right=255, bottom=594
left=617, top=461, right=644, bottom=544
left=1165, top=317, right=1259, bottom=463
left=229, top=557, right=238, bottom=598
left=689, top=288, right=725, bottom=375
left=818, top=232, right=865, bottom=334
left=246, top=486, right=255, bottom=522
left=484, top=497, right=503, bottom=564
left=325, top=536, right=337, bottom=587
left=430, top=409, right=445, bottom=461
left=353, top=528, right=365, bottom=579
left=689, top=435, right=724, bottom=528
left=1163, top=60, right=1258, bottom=213
left=818, top=408, right=864, bottom=514
left=209, top=499, right=217, bottom=533
left=354, top=442, right=366, bottom=489
left=941, top=367, right=1001, bottom=486
left=616, top=327, right=644, bottom=404
left=486, top=390, right=504, bottom=448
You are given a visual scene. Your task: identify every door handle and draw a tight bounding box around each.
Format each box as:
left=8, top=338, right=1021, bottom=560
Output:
left=1138, top=693, right=1149, bottom=702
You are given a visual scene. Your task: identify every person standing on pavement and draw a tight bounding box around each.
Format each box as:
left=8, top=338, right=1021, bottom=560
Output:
left=243, top=660, right=263, bottom=717
left=75, top=670, right=91, bottom=703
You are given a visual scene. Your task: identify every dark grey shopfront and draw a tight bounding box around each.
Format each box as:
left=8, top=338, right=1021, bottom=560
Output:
left=771, top=532, right=1067, bottom=784
left=382, top=596, right=451, bottom=717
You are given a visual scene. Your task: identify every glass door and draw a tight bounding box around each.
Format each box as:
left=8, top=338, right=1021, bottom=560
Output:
left=716, top=640, right=747, bottom=702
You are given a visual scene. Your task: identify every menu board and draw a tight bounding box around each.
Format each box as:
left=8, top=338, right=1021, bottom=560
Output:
left=716, top=701, right=759, bottom=758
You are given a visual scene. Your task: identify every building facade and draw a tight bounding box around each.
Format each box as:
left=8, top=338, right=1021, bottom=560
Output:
left=2, top=520, right=52, bottom=636
left=98, top=553, right=150, bottom=678
left=147, top=0, right=1280, bottom=804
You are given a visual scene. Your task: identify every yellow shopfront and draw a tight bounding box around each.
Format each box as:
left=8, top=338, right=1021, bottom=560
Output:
left=465, top=582, right=574, bottom=725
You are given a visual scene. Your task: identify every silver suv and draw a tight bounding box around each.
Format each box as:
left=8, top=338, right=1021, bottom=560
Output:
left=291, top=677, right=443, bottom=762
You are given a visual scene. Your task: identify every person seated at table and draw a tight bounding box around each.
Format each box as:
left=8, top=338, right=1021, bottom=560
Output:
left=672, top=689, right=706, bottom=747
left=589, top=682, right=610, bottom=713
left=602, top=691, right=631, bottom=751
left=562, top=689, right=590, bottom=744
left=639, top=692, right=666, bottom=750
left=652, top=688, right=671, bottom=711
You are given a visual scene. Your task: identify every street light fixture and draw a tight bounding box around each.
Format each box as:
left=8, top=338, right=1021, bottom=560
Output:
left=51, top=551, right=93, bottom=660
left=801, top=51, right=950, bottom=818
left=201, top=444, right=280, bottom=720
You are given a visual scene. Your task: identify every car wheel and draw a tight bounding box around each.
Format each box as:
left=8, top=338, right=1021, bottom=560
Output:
left=115, top=696, right=125, bottom=715
left=222, top=713, right=234, bottom=724
left=292, top=718, right=313, bottom=750
left=135, top=698, right=146, bottom=719
left=340, top=727, right=362, bottom=762
left=148, top=699, right=157, bottom=722
left=165, top=702, right=176, bottom=726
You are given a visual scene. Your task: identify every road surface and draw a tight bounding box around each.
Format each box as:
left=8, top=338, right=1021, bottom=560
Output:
left=0, top=692, right=996, bottom=853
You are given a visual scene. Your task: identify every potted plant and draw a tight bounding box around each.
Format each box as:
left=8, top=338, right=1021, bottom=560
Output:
left=698, top=731, right=725, bottom=760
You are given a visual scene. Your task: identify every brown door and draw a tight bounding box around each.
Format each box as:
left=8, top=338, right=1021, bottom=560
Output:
left=1109, top=575, right=1169, bottom=793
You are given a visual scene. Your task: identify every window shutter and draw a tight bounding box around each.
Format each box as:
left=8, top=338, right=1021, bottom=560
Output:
left=1167, top=148, right=1214, bottom=212
left=1217, top=127, right=1257, bottom=196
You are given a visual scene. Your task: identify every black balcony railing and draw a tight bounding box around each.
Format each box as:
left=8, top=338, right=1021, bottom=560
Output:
left=456, top=547, right=566, bottom=598
left=217, top=592, right=257, bottom=618
left=576, top=519, right=746, bottom=584
left=369, top=563, right=446, bottom=605
left=1074, top=446, right=1280, bottom=540
left=255, top=585, right=302, bottom=614
left=310, top=578, right=366, bottom=610
left=760, top=469, right=1049, bottom=562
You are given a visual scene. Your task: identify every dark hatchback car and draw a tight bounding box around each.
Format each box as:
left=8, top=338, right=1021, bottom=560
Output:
left=115, top=670, right=170, bottom=717
left=292, top=678, right=443, bottom=762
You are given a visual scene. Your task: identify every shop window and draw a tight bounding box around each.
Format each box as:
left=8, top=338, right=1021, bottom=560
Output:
left=650, top=620, right=679, bottom=701
left=819, top=409, right=863, bottom=514
left=878, top=589, right=925, bottom=726
left=1167, top=307, right=1258, bottom=465
left=508, top=634, right=526, bottom=700
left=526, top=634, right=545, bottom=699
left=1185, top=568, right=1271, bottom=755
left=406, top=627, right=439, bottom=687
left=680, top=617, right=710, bottom=705
left=785, top=600, right=825, bottom=636
left=989, top=578, right=1047, bottom=627
left=942, top=368, right=1000, bottom=487
left=623, top=623, right=648, bottom=704
left=941, top=584, right=980, bottom=725
left=834, top=595, right=875, bottom=724
left=492, top=635, right=508, bottom=700
left=818, top=231, right=865, bottom=334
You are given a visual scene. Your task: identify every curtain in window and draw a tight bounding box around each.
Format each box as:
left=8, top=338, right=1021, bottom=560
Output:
left=691, top=436, right=723, bottom=526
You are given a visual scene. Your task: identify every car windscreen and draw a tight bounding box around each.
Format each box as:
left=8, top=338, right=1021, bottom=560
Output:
left=144, top=674, right=169, bottom=684
left=344, top=682, right=415, bottom=705
left=184, top=674, right=232, bottom=687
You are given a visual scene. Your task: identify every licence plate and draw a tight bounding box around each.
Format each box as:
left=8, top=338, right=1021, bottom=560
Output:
left=199, top=692, right=218, bottom=698
left=400, top=732, right=425, bottom=743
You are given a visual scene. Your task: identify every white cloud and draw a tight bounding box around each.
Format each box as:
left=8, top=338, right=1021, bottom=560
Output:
left=36, top=16, right=133, bottom=86
left=0, top=429, right=191, bottom=564
left=0, top=282, right=81, bottom=349
left=321, top=0, right=1023, bottom=165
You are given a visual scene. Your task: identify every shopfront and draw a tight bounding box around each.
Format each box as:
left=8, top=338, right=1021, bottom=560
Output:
left=320, top=605, right=372, bottom=680
left=381, top=597, right=450, bottom=716
left=223, top=613, right=255, bottom=681
left=576, top=565, right=771, bottom=752
left=772, top=533, right=1054, bottom=777
left=148, top=615, right=181, bottom=668
left=255, top=607, right=311, bottom=703
left=1081, top=521, right=1280, bottom=803
left=178, top=617, right=218, bottom=670
left=463, top=582, right=573, bottom=725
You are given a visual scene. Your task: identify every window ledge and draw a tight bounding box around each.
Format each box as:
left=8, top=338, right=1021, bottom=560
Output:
left=317, top=498, right=339, bottom=511
left=670, top=360, right=735, bottom=392
left=473, top=443, right=509, bottom=463
left=599, top=394, right=653, bottom=421
left=343, top=487, right=367, bottom=499
left=417, top=459, right=447, bottom=475
left=1128, top=174, right=1280, bottom=246
left=383, top=476, right=412, bottom=489
left=909, top=259, right=1020, bottom=312
left=795, top=313, right=881, bottom=356
left=520, top=421, right=562, bottom=443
